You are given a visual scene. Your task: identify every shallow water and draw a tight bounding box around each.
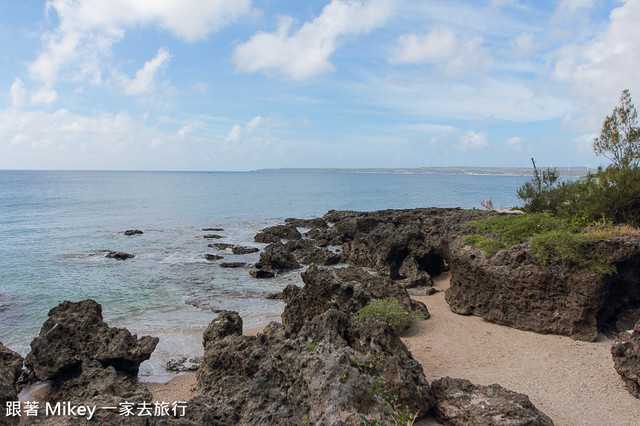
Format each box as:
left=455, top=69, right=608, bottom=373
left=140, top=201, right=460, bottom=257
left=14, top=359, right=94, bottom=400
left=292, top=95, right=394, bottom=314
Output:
left=0, top=170, right=530, bottom=380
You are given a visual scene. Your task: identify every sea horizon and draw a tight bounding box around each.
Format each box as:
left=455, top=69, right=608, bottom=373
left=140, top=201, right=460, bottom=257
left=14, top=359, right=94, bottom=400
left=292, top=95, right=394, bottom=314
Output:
left=0, top=169, right=548, bottom=380
left=0, top=165, right=591, bottom=177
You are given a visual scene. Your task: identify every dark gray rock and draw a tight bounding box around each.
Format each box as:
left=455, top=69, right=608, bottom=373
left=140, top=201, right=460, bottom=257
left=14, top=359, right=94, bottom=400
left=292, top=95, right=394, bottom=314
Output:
left=266, top=284, right=302, bottom=301
left=282, top=265, right=428, bottom=337
left=220, top=262, right=246, bottom=268
left=284, top=240, right=341, bottom=266
left=430, top=377, right=554, bottom=425
left=231, top=246, right=259, bottom=255
left=209, top=243, right=233, bottom=250
left=254, top=224, right=302, bottom=243
left=166, top=356, right=202, bottom=372
left=202, top=311, right=243, bottom=347
left=267, top=208, right=486, bottom=287
left=105, top=251, right=134, bottom=260
left=249, top=242, right=300, bottom=279
left=444, top=236, right=640, bottom=341
left=203, top=228, right=224, bottom=232
left=25, top=299, right=158, bottom=381
left=0, top=342, right=23, bottom=418
left=123, top=229, right=143, bottom=236
left=195, top=308, right=433, bottom=425
left=249, top=264, right=275, bottom=278
left=612, top=320, right=640, bottom=398
left=284, top=217, right=328, bottom=229
left=23, top=300, right=158, bottom=425
left=205, top=254, right=224, bottom=261
left=203, top=234, right=224, bottom=239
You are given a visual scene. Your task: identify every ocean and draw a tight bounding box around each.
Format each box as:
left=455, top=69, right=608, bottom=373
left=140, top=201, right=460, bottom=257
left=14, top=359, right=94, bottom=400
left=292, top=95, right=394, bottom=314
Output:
left=0, top=170, right=529, bottom=380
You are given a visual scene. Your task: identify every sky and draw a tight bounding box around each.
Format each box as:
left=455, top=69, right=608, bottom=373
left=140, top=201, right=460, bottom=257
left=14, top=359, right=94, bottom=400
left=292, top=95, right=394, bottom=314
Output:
left=1, top=0, right=639, bottom=171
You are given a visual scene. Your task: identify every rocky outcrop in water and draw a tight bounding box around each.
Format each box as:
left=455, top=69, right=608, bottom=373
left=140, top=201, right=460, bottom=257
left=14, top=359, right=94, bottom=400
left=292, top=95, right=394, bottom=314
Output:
left=430, top=377, right=554, bottom=425
left=220, top=262, right=246, bottom=268
left=231, top=246, right=259, bottom=255
left=253, top=208, right=487, bottom=286
left=123, top=229, right=143, bottom=236
left=105, top=251, right=135, bottom=260
left=284, top=239, right=341, bottom=265
left=0, top=342, right=23, bottom=421
left=612, top=320, right=640, bottom=398
left=25, top=299, right=158, bottom=381
left=254, top=224, right=302, bottom=243
left=209, top=243, right=233, bottom=250
left=204, top=254, right=224, bottom=261
left=203, top=234, right=223, bottom=239
left=250, top=242, right=301, bottom=278
left=21, top=299, right=158, bottom=425
left=444, top=236, right=640, bottom=341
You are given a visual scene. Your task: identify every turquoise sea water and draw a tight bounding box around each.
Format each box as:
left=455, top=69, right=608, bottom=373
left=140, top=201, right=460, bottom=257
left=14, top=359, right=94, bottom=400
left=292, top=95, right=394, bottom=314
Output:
left=0, top=170, right=529, bottom=379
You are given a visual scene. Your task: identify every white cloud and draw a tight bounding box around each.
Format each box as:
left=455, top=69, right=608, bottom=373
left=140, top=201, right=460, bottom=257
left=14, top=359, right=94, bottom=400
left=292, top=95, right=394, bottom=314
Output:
left=29, top=0, right=252, bottom=87
left=509, top=32, right=534, bottom=58
left=190, top=81, right=209, bottom=93
left=552, top=0, right=640, bottom=109
left=225, top=116, right=264, bottom=145
left=390, top=29, right=457, bottom=64
left=390, top=28, right=491, bottom=78
left=0, top=107, right=208, bottom=170
left=360, top=75, right=573, bottom=123
left=405, top=123, right=458, bottom=133
left=10, top=78, right=27, bottom=109
left=232, top=0, right=394, bottom=80
left=30, top=87, right=59, bottom=105
left=572, top=132, right=598, bottom=154
left=44, top=0, right=253, bottom=41
left=490, top=0, right=519, bottom=7
left=504, top=136, right=525, bottom=152
left=121, top=47, right=172, bottom=96
left=456, top=131, right=490, bottom=151
left=556, top=0, right=595, bottom=14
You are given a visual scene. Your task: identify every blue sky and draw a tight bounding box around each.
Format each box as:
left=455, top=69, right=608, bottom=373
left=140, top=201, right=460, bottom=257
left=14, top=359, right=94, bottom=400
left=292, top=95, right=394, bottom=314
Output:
left=1, top=0, right=639, bottom=171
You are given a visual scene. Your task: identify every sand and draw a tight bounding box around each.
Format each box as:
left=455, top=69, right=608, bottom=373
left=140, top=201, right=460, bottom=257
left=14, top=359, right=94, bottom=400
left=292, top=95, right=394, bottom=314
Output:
left=147, top=372, right=197, bottom=403
left=402, top=272, right=640, bottom=426
left=149, top=272, right=640, bottom=425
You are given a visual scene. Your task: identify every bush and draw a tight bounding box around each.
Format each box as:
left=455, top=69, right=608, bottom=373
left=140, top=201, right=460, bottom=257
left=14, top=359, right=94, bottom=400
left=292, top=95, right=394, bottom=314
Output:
left=464, top=214, right=615, bottom=277
left=355, top=298, right=425, bottom=329
left=465, top=213, right=570, bottom=246
left=516, top=158, right=566, bottom=214
left=462, top=234, right=506, bottom=257
left=517, top=91, right=640, bottom=226
left=529, top=230, right=615, bottom=276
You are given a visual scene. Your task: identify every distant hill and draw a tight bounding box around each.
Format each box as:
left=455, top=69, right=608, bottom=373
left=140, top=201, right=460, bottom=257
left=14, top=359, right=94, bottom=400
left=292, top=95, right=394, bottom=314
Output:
left=255, top=166, right=589, bottom=177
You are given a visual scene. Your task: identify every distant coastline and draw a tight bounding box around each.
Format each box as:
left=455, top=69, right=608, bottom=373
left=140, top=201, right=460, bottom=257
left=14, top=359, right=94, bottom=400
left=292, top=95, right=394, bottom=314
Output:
left=256, top=166, right=589, bottom=177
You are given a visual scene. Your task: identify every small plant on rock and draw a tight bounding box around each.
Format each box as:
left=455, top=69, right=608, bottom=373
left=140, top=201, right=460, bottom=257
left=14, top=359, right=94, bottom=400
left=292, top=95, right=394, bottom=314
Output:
left=355, top=298, right=425, bottom=329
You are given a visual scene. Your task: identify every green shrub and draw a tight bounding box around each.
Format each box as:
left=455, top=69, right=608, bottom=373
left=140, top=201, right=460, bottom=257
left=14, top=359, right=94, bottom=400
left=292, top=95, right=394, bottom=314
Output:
left=516, top=158, right=566, bottom=213
left=529, top=230, right=615, bottom=276
left=462, top=234, right=506, bottom=257
left=355, top=298, right=425, bottom=329
left=516, top=91, right=640, bottom=226
left=465, top=213, right=569, bottom=246
left=464, top=214, right=616, bottom=277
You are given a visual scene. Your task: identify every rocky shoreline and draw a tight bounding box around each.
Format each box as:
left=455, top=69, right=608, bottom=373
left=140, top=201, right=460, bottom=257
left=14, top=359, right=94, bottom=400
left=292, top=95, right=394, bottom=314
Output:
left=2, top=207, right=640, bottom=424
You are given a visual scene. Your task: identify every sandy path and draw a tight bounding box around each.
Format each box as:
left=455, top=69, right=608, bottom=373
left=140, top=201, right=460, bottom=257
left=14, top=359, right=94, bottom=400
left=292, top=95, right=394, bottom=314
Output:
left=402, top=272, right=640, bottom=426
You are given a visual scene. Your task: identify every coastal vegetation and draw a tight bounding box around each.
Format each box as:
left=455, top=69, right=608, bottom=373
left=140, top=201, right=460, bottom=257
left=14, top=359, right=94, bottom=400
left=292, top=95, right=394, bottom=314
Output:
left=517, top=89, right=640, bottom=225
left=465, top=90, right=639, bottom=274
left=355, top=297, right=426, bottom=329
